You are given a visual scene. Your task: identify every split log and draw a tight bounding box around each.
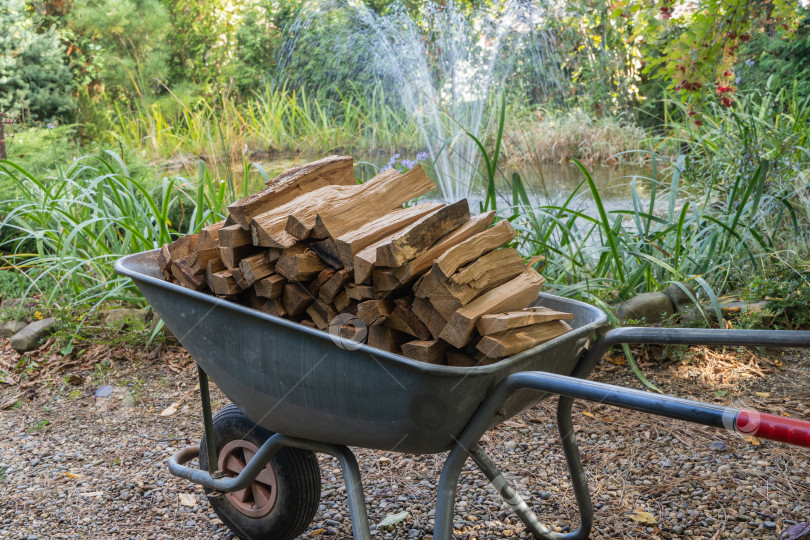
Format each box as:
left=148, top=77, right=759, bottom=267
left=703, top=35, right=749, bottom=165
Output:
left=250, top=184, right=358, bottom=247
left=282, top=282, right=315, bottom=316
left=345, top=284, right=375, bottom=302
left=310, top=165, right=437, bottom=239
left=275, top=247, right=327, bottom=281
left=356, top=299, right=393, bottom=326
left=231, top=267, right=250, bottom=290
left=415, top=220, right=516, bottom=298
left=209, top=269, right=241, bottom=296
left=182, top=247, right=220, bottom=276
left=158, top=245, right=173, bottom=280
left=219, top=244, right=256, bottom=271
left=308, top=268, right=337, bottom=295
left=254, top=274, right=287, bottom=299
left=333, top=290, right=352, bottom=312
left=172, top=259, right=206, bottom=290
left=428, top=248, right=526, bottom=317
left=385, top=299, right=431, bottom=341
left=219, top=224, right=253, bottom=248
left=166, top=234, right=197, bottom=262
left=319, top=269, right=351, bottom=303
left=227, top=155, right=355, bottom=230
left=476, top=320, right=573, bottom=358
left=239, top=251, right=277, bottom=286
left=411, top=297, right=448, bottom=340
left=375, top=199, right=470, bottom=268
left=392, top=211, right=496, bottom=283
left=476, top=307, right=574, bottom=335
left=372, top=269, right=405, bottom=294
left=367, top=322, right=410, bottom=354
left=306, top=299, right=338, bottom=330
left=256, top=296, right=287, bottom=318
left=206, top=258, right=226, bottom=281
left=446, top=351, right=478, bottom=368
left=439, top=268, right=546, bottom=348
left=333, top=202, right=444, bottom=269
left=196, top=220, right=226, bottom=251
left=401, top=340, right=447, bottom=364
left=310, top=239, right=344, bottom=269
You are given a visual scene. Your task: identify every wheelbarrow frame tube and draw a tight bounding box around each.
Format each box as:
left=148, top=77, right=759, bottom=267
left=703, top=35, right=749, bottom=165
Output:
left=434, top=327, right=810, bottom=540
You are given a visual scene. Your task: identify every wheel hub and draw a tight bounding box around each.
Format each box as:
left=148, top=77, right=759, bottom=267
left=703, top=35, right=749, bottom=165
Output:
left=217, top=439, right=279, bottom=518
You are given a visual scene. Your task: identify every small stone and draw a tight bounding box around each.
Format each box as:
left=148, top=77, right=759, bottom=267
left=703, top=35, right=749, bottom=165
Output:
left=764, top=521, right=776, bottom=530
left=615, top=293, right=674, bottom=323
left=100, top=308, right=149, bottom=326
left=0, top=320, right=27, bottom=338
left=503, top=440, right=518, bottom=450
left=1, top=298, right=24, bottom=310
left=10, top=318, right=57, bottom=353
left=664, top=283, right=696, bottom=311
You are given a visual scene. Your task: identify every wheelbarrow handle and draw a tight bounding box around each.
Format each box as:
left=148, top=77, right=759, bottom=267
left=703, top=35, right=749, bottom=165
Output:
left=737, top=409, right=810, bottom=448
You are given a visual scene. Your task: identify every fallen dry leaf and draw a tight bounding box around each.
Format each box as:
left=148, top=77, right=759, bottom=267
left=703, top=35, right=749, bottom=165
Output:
left=744, top=435, right=761, bottom=446
left=160, top=402, right=179, bottom=416
left=755, top=392, right=771, bottom=398
left=65, top=472, right=83, bottom=479
left=581, top=411, right=596, bottom=419
left=178, top=493, right=196, bottom=507
left=629, top=509, right=657, bottom=525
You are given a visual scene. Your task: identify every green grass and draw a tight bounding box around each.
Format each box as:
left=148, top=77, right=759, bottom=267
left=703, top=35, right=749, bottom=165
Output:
left=0, top=152, right=269, bottom=318
left=104, top=82, right=421, bottom=165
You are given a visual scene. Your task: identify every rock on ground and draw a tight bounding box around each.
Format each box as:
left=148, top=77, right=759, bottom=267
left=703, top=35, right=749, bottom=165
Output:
left=615, top=292, right=674, bottom=323
left=100, top=308, right=150, bottom=326
left=10, top=318, right=57, bottom=353
left=0, top=320, right=27, bottom=338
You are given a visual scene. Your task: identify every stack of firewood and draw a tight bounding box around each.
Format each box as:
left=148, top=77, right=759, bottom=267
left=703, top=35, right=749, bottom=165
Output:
left=157, top=155, right=574, bottom=366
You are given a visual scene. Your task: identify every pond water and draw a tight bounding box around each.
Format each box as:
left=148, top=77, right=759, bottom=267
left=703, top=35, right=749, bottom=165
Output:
left=164, top=153, right=652, bottom=216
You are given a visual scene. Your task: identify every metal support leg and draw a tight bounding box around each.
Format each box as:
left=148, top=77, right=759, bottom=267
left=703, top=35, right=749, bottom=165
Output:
left=168, top=433, right=372, bottom=540
left=465, top=399, right=593, bottom=540
left=554, top=397, right=593, bottom=539
left=197, top=366, right=218, bottom=476
left=468, top=445, right=556, bottom=538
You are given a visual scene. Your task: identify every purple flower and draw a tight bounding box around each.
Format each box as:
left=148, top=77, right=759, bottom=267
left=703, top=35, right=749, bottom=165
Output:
left=47, top=123, right=54, bottom=129
left=401, top=159, right=416, bottom=170
left=381, top=164, right=392, bottom=172
left=393, top=153, right=400, bottom=159
left=416, top=151, right=428, bottom=162
left=745, top=58, right=755, bottom=67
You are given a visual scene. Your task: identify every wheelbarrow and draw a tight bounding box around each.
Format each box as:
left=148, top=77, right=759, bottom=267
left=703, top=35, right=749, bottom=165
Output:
left=116, top=250, right=810, bottom=539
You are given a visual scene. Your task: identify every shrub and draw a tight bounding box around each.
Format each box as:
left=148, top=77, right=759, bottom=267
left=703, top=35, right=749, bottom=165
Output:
left=0, top=0, right=75, bottom=122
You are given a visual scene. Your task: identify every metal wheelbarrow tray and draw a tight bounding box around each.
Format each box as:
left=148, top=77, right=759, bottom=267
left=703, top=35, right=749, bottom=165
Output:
left=117, top=250, right=810, bottom=540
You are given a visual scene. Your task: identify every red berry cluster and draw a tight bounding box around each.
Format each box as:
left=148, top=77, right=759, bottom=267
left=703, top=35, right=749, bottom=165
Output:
left=716, top=85, right=734, bottom=107
left=675, top=81, right=702, bottom=92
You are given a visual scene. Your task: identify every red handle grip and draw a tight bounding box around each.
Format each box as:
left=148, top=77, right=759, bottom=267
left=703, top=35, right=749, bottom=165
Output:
left=737, top=409, right=810, bottom=448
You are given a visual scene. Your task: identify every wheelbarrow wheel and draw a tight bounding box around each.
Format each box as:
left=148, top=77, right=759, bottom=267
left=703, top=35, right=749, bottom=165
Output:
left=199, top=404, right=321, bottom=540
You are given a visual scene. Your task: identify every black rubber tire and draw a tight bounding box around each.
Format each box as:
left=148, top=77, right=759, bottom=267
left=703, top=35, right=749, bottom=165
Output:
left=199, top=404, right=321, bottom=540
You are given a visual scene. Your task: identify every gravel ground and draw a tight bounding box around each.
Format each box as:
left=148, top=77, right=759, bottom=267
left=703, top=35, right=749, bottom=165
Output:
left=1, top=340, right=809, bottom=539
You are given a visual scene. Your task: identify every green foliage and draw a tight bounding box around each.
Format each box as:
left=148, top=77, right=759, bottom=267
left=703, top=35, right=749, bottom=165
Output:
left=162, top=0, right=241, bottom=86
left=611, top=0, right=805, bottom=110
left=737, top=10, right=810, bottom=101
left=0, top=152, right=253, bottom=314
left=0, top=270, right=25, bottom=300
left=0, top=0, right=74, bottom=122
left=67, top=0, right=171, bottom=100
left=1, top=125, right=79, bottom=177
left=743, top=261, right=810, bottom=329
left=233, top=3, right=285, bottom=94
